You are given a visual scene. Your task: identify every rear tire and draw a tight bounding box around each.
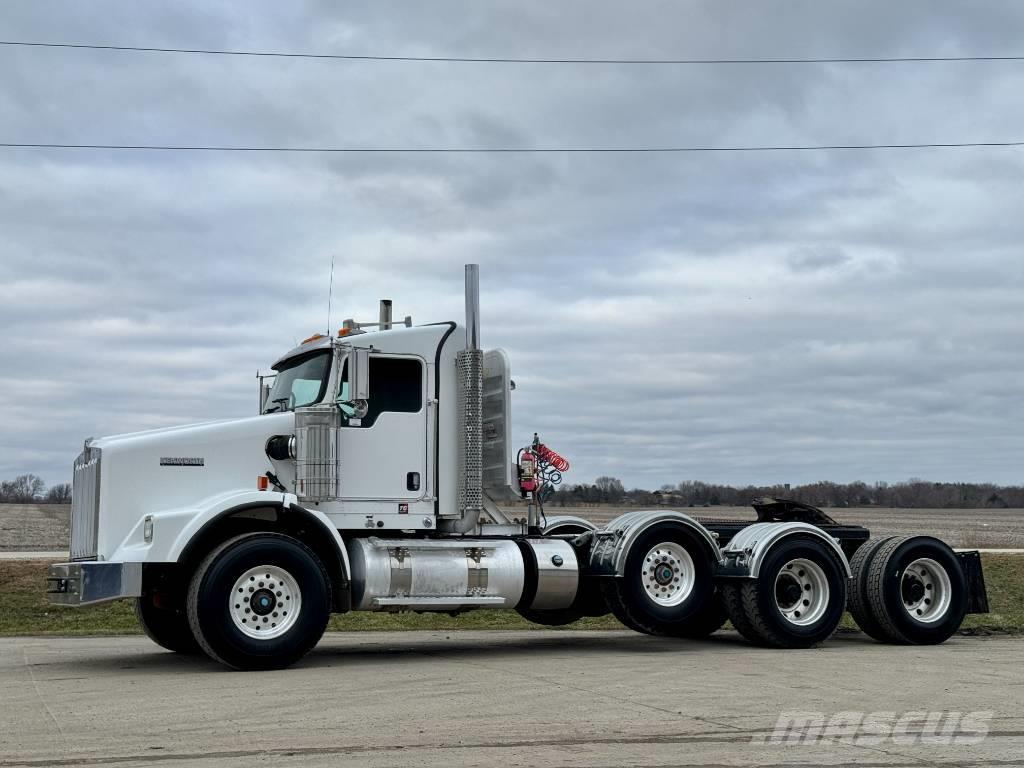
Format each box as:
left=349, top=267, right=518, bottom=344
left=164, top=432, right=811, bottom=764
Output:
left=672, top=589, right=729, bottom=638
left=847, top=536, right=899, bottom=642
left=600, top=524, right=716, bottom=637
left=734, top=536, right=847, bottom=648
left=720, top=581, right=762, bottom=642
left=864, top=536, right=967, bottom=645
left=135, top=594, right=200, bottom=654
left=187, top=533, right=331, bottom=670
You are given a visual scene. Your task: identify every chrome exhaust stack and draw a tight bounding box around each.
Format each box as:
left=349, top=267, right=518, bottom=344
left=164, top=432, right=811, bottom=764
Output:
left=441, top=264, right=484, bottom=533
left=465, top=263, right=480, bottom=350
left=378, top=299, right=393, bottom=331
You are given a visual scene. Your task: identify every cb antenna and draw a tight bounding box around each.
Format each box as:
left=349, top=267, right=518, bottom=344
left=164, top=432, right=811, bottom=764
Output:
left=326, top=254, right=336, bottom=335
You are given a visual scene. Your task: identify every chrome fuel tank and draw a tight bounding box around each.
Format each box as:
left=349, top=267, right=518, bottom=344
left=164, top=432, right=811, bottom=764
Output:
left=347, top=537, right=526, bottom=612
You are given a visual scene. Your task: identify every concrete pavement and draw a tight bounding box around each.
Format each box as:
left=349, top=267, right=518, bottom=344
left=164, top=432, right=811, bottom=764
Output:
left=1, top=630, right=1022, bottom=767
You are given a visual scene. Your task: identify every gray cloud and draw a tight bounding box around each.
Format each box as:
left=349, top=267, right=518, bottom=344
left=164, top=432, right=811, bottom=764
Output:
left=1, top=1, right=1023, bottom=489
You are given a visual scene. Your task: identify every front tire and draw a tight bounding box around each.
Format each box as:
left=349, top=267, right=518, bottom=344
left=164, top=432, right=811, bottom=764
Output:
left=601, top=524, right=716, bottom=636
left=135, top=594, right=200, bottom=654
left=187, top=533, right=331, bottom=670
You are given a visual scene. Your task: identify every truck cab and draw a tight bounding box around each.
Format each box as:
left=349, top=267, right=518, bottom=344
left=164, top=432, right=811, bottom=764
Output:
left=262, top=324, right=455, bottom=528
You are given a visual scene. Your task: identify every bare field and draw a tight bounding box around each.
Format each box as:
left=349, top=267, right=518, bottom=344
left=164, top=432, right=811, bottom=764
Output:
left=0, top=504, right=69, bottom=551
left=538, top=505, right=1024, bottom=548
left=4, top=503, right=1024, bottom=552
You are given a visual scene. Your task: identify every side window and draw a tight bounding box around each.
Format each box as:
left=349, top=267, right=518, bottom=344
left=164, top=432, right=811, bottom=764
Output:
left=338, top=356, right=423, bottom=427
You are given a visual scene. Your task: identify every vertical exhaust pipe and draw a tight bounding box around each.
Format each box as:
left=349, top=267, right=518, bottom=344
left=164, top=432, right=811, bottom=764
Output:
left=379, top=299, right=393, bottom=331
left=465, top=264, right=480, bottom=350
left=442, top=264, right=484, bottom=533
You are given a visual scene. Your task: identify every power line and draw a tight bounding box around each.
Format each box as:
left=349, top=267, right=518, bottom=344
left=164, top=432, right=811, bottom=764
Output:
left=2, top=40, right=1024, bottom=65
left=2, top=141, right=1024, bottom=153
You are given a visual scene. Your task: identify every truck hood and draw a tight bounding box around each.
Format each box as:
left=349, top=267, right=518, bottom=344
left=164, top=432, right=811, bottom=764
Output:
left=89, top=412, right=296, bottom=560
left=90, top=414, right=280, bottom=449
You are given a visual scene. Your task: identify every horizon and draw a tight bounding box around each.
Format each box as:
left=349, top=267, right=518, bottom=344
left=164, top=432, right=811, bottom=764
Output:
left=2, top=1, right=1023, bottom=487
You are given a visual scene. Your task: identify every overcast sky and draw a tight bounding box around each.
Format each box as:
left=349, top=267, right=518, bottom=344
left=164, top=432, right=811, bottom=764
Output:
left=1, top=1, right=1023, bottom=490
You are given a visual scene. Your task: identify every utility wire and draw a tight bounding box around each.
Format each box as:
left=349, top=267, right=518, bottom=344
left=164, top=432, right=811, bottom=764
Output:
left=2, top=40, right=1024, bottom=65
left=2, top=141, right=1024, bottom=153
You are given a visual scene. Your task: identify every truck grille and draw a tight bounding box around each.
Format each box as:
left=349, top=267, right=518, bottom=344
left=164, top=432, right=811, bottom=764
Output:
left=70, top=445, right=101, bottom=560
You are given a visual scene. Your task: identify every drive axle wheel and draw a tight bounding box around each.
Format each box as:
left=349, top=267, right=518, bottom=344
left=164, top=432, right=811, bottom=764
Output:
left=601, top=524, right=715, bottom=637
left=731, top=536, right=847, bottom=648
left=864, top=536, right=967, bottom=645
left=187, top=533, right=331, bottom=670
left=847, top=536, right=897, bottom=641
left=673, top=589, right=729, bottom=638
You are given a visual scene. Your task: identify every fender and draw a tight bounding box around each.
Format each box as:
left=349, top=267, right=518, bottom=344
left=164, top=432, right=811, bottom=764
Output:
left=542, top=515, right=598, bottom=535
left=109, top=490, right=284, bottom=563
left=720, top=521, right=852, bottom=579
left=588, top=510, right=724, bottom=577
left=151, top=489, right=350, bottom=581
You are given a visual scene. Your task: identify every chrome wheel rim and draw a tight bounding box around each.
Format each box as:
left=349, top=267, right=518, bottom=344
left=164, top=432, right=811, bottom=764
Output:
left=901, top=557, right=952, bottom=624
left=230, top=565, right=302, bottom=640
left=641, top=542, right=695, bottom=607
left=774, top=558, right=830, bottom=626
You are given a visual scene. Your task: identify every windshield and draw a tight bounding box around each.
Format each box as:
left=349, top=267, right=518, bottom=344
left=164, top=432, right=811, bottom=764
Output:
left=264, top=352, right=330, bottom=412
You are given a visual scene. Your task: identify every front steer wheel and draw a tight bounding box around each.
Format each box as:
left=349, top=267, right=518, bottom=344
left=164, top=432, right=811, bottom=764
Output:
left=135, top=594, right=200, bottom=654
left=187, top=533, right=331, bottom=670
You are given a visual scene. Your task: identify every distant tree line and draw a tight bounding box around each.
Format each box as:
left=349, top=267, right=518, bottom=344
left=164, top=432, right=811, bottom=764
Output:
left=0, top=474, right=72, bottom=504
left=3, top=473, right=1022, bottom=509
left=551, top=478, right=1024, bottom=509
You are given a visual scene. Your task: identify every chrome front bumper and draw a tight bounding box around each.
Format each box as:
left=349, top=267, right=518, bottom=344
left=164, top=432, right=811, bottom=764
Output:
left=47, top=561, right=143, bottom=606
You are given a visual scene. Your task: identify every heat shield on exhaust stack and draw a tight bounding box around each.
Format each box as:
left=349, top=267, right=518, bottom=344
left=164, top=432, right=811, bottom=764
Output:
left=456, top=347, right=484, bottom=517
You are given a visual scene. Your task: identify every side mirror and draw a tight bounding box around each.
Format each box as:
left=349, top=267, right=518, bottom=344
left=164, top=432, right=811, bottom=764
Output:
left=348, top=348, right=370, bottom=400
left=338, top=348, right=370, bottom=419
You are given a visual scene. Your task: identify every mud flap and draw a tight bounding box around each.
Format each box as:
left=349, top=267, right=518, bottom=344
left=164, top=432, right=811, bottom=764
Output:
left=957, top=550, right=989, bottom=614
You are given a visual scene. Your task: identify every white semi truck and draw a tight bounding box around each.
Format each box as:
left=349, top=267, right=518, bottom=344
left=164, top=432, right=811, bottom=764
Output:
left=49, top=265, right=989, bottom=670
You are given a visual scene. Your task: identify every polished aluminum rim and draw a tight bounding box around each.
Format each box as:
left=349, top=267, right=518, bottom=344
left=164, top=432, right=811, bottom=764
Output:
left=901, top=557, right=952, bottom=624
left=641, top=542, right=695, bottom=607
left=774, top=558, right=830, bottom=626
left=230, top=565, right=301, bottom=639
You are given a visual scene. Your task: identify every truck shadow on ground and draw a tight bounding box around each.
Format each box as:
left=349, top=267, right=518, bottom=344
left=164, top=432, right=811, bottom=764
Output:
left=30, top=630, right=883, bottom=676
left=303, top=629, right=885, bottom=670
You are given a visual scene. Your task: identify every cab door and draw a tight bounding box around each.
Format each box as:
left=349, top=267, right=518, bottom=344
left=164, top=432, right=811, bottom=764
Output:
left=337, top=354, right=427, bottom=500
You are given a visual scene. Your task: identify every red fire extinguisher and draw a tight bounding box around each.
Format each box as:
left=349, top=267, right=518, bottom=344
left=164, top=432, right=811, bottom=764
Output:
left=519, top=450, right=537, bottom=497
